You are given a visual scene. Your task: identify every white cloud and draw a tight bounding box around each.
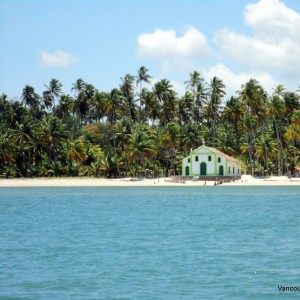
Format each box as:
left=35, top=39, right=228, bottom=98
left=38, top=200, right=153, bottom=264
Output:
left=169, top=80, right=186, bottom=96
left=137, top=26, right=211, bottom=72
left=244, top=0, right=300, bottom=42
left=214, top=29, right=294, bottom=68
left=204, top=64, right=278, bottom=97
left=39, top=50, right=77, bottom=68
left=214, top=0, right=300, bottom=77
left=135, top=0, right=300, bottom=96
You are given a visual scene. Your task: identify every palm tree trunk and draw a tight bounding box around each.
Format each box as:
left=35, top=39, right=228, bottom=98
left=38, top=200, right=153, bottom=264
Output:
left=139, top=82, right=142, bottom=124
left=248, top=133, right=253, bottom=176
left=143, top=160, right=147, bottom=178
left=212, top=109, right=216, bottom=147
left=112, top=110, right=120, bottom=176
left=263, top=137, right=268, bottom=176
left=261, top=122, right=268, bottom=176
left=274, top=118, right=287, bottom=175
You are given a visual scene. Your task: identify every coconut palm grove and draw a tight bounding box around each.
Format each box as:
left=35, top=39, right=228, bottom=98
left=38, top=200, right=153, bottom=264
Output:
left=1, top=67, right=299, bottom=178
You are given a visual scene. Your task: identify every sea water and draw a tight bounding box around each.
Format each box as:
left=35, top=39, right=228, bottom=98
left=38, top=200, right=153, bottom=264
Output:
left=0, top=186, right=300, bottom=299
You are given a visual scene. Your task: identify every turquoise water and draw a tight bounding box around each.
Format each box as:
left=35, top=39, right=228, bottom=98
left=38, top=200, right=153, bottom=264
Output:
left=1, top=186, right=300, bottom=299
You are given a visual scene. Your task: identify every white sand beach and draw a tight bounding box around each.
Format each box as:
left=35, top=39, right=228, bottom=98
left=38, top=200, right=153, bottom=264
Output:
left=0, top=175, right=299, bottom=187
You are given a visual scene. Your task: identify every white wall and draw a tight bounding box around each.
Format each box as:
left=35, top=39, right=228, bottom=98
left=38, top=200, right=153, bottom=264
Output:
left=182, top=148, right=241, bottom=176
left=191, top=152, right=215, bottom=175
left=227, top=161, right=241, bottom=176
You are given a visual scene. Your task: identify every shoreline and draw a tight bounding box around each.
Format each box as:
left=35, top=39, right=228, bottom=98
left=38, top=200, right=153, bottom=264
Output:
left=0, top=175, right=300, bottom=187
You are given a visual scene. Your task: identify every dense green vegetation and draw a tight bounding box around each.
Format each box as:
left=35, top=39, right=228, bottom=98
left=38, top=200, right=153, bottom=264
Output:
left=1, top=67, right=299, bottom=178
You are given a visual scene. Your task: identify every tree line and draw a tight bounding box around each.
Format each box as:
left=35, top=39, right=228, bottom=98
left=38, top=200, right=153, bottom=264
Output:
left=0, top=67, right=299, bottom=178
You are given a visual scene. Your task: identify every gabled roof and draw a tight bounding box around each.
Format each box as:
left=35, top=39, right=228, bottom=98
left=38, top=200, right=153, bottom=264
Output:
left=189, top=145, right=241, bottom=164
left=208, top=147, right=240, bottom=163
left=293, top=166, right=300, bottom=171
left=191, top=145, right=214, bottom=155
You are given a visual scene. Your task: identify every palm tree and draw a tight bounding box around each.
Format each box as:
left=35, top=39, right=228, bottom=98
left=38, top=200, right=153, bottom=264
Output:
left=184, top=71, right=203, bottom=93
left=285, top=110, right=300, bottom=141
left=223, top=96, right=244, bottom=151
left=0, top=133, right=16, bottom=173
left=90, top=91, right=106, bottom=123
left=268, top=93, right=287, bottom=175
left=85, top=143, right=104, bottom=165
left=284, top=91, right=300, bottom=120
left=98, top=152, right=121, bottom=178
left=237, top=79, right=266, bottom=175
left=184, top=71, right=207, bottom=127
left=22, top=85, right=39, bottom=108
left=237, top=112, right=255, bottom=175
left=9, top=119, right=39, bottom=176
left=71, top=78, right=86, bottom=97
left=44, top=78, right=63, bottom=111
left=161, top=122, right=180, bottom=175
left=136, top=66, right=151, bottom=121
left=39, top=115, right=69, bottom=163
left=178, top=91, right=194, bottom=125
left=184, top=71, right=206, bottom=105
left=151, top=79, right=177, bottom=126
left=42, top=91, right=53, bottom=110
left=56, top=95, right=74, bottom=119
left=207, top=76, right=226, bottom=147
left=127, top=127, right=157, bottom=177
left=73, top=84, right=95, bottom=126
left=180, top=123, right=200, bottom=153
left=113, top=118, right=133, bottom=175
left=104, top=88, right=123, bottom=125
left=104, top=88, right=124, bottom=175
left=215, top=125, right=236, bottom=156
left=120, top=74, right=137, bottom=122
left=255, top=128, right=277, bottom=175
left=3, top=100, right=27, bottom=129
left=65, top=140, right=87, bottom=163
left=143, top=88, right=160, bottom=125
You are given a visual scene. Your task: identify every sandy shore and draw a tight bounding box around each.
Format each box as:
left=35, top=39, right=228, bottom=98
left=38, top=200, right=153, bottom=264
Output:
left=0, top=175, right=299, bottom=187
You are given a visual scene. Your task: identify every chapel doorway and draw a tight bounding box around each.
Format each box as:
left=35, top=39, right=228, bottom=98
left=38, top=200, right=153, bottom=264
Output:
left=200, top=162, right=207, bottom=175
left=185, top=166, right=190, bottom=176
left=219, top=165, right=224, bottom=176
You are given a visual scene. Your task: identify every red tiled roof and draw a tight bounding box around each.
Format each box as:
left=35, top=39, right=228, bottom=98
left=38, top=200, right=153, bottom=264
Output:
left=208, top=147, right=241, bottom=163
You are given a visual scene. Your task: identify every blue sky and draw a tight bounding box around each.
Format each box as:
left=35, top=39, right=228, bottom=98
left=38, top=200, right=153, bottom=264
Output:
left=1, top=0, right=300, bottom=100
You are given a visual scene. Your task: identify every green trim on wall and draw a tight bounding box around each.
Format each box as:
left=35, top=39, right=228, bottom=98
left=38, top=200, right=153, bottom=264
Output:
left=193, top=146, right=217, bottom=176
left=213, top=152, right=217, bottom=175
left=225, top=159, right=228, bottom=176
left=190, top=145, right=214, bottom=156
left=183, top=146, right=242, bottom=177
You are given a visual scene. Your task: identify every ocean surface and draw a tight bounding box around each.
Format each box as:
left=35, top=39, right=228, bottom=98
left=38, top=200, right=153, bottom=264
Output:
left=1, top=186, right=300, bottom=299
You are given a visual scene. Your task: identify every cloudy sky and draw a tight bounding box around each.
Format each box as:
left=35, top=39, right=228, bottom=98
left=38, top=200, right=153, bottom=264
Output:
left=1, top=0, right=300, bottom=99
